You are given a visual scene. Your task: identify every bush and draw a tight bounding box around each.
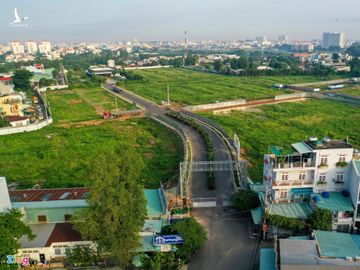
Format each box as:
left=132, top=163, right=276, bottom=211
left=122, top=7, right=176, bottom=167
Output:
left=265, top=213, right=305, bottom=231
left=309, top=208, right=332, bottom=231
left=231, top=190, right=260, bottom=212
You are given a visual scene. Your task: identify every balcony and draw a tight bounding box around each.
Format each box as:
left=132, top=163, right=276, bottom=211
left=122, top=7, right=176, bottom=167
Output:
left=272, top=180, right=314, bottom=188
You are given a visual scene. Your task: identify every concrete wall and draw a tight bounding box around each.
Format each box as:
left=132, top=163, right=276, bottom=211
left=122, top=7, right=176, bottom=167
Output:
left=23, top=206, right=86, bottom=224
left=0, top=177, right=11, bottom=212
left=185, top=99, right=246, bottom=112
left=0, top=118, right=53, bottom=136
left=37, top=85, right=68, bottom=92
left=275, top=92, right=307, bottom=101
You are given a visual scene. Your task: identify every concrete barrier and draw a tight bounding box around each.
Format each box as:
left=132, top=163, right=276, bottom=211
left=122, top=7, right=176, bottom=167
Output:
left=37, top=85, right=68, bottom=92
left=274, top=92, right=307, bottom=101
left=185, top=99, right=246, bottom=112
left=0, top=118, right=53, bottom=135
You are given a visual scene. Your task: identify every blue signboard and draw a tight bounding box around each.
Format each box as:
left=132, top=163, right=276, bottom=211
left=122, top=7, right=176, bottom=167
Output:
left=153, top=235, right=184, bottom=245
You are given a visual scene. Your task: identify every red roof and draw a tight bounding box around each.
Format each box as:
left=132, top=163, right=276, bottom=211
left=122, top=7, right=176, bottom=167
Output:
left=35, top=64, right=43, bottom=68
left=0, top=77, right=12, bottom=81
left=46, top=223, right=83, bottom=246
left=4, top=115, right=29, bottom=122
left=9, top=187, right=91, bottom=202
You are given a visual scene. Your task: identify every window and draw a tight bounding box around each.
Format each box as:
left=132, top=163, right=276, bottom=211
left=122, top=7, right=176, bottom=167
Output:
left=339, top=155, right=346, bottom=162
left=38, top=215, right=47, bottom=223
left=64, top=214, right=72, bottom=222
left=336, top=173, right=344, bottom=181
left=54, top=249, right=61, bottom=256
left=281, top=173, right=288, bottom=181
left=319, top=174, right=326, bottom=181
left=299, top=172, right=306, bottom=180
left=320, top=157, right=328, bottom=165
left=280, top=190, right=288, bottom=199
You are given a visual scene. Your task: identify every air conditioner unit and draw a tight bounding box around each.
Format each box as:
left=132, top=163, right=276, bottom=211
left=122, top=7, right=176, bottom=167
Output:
left=346, top=257, right=353, bottom=262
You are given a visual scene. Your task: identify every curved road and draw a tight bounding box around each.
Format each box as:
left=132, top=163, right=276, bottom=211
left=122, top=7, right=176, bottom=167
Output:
left=104, top=85, right=256, bottom=270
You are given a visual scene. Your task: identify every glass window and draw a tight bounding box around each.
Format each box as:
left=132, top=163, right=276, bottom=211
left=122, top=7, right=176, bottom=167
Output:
left=54, top=249, right=61, bottom=256
left=38, top=215, right=47, bottom=222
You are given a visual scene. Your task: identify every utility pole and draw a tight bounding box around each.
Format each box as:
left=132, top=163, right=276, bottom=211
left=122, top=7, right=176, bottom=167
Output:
left=167, top=84, right=170, bottom=105
left=183, top=30, right=188, bottom=67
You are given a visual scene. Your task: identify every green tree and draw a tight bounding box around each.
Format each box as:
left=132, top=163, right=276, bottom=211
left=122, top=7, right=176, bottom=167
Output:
left=346, top=42, right=360, bottom=57
left=65, top=246, right=97, bottom=267
left=350, top=58, right=360, bottom=77
left=162, top=217, right=207, bottom=262
left=12, top=70, right=33, bottom=92
left=0, top=209, right=35, bottom=263
left=231, top=190, right=260, bottom=212
left=309, top=208, right=332, bottom=231
left=141, top=252, right=177, bottom=270
left=213, top=60, right=224, bottom=72
left=39, top=78, right=55, bottom=88
left=332, top=53, right=340, bottom=63
left=75, top=146, right=147, bottom=268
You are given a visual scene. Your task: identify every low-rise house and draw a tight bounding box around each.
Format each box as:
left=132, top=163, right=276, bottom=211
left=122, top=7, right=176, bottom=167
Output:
left=262, top=137, right=359, bottom=232
left=260, top=230, right=360, bottom=269
left=0, top=177, right=170, bottom=262
left=4, top=115, right=30, bottom=127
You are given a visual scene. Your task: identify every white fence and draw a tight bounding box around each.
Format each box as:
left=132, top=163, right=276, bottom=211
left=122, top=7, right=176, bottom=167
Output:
left=185, top=99, right=246, bottom=112
left=274, top=92, right=307, bottom=101
left=37, top=85, right=69, bottom=92
left=0, top=118, right=53, bottom=135
left=191, top=198, right=217, bottom=208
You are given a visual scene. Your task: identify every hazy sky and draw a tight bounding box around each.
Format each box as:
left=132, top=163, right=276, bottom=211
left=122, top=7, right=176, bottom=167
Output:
left=0, top=0, right=359, bottom=43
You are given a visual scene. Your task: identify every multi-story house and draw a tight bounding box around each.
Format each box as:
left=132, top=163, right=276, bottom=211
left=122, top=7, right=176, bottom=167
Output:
left=263, top=137, right=359, bottom=232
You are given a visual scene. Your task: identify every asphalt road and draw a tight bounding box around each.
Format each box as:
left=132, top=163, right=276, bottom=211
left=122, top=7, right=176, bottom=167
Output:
left=104, top=85, right=255, bottom=270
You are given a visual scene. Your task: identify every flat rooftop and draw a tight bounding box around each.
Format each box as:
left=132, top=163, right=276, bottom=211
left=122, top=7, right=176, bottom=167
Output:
left=269, top=202, right=313, bottom=219
left=145, top=189, right=164, bottom=217
left=9, top=187, right=91, bottom=202
left=314, top=192, right=353, bottom=212
left=305, top=139, right=352, bottom=150
left=314, top=230, right=360, bottom=259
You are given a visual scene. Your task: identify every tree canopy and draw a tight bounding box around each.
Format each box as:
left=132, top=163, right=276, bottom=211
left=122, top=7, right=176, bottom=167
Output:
left=12, top=70, right=33, bottom=92
left=309, top=208, right=332, bottom=231
left=75, top=145, right=147, bottom=268
left=0, top=209, right=35, bottom=263
left=162, top=217, right=207, bottom=262
left=346, top=42, right=360, bottom=57
left=231, top=189, right=260, bottom=212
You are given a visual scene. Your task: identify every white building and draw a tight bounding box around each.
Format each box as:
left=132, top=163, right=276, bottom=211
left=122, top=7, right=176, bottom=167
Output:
left=25, top=41, right=38, bottom=54
left=349, top=160, right=360, bottom=232
left=107, top=59, right=116, bottom=68
left=322, top=32, right=345, bottom=49
left=263, top=138, right=358, bottom=232
left=38, top=41, right=52, bottom=54
left=10, top=42, right=25, bottom=55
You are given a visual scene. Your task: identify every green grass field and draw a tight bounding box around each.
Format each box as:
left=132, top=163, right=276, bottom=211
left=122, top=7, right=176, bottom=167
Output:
left=118, top=68, right=341, bottom=105
left=200, top=99, right=360, bottom=181
left=337, top=85, right=360, bottom=97
left=0, top=88, right=182, bottom=189
left=48, top=88, right=133, bottom=123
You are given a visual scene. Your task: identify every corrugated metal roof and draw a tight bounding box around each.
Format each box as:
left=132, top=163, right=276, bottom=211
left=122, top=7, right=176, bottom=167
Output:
left=354, top=160, right=360, bottom=176
left=314, top=230, right=360, bottom=258
left=145, top=189, right=164, bottom=217
left=260, top=248, right=276, bottom=270
left=315, top=192, right=353, bottom=212
left=292, top=142, right=313, bottom=154
left=269, top=203, right=313, bottom=219
left=9, top=187, right=91, bottom=202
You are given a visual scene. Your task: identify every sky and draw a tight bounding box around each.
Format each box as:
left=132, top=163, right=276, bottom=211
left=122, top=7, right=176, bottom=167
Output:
left=0, top=0, right=359, bottom=43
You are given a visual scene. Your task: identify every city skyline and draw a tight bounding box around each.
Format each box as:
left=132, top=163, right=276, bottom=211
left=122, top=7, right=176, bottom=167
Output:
left=0, top=0, right=359, bottom=43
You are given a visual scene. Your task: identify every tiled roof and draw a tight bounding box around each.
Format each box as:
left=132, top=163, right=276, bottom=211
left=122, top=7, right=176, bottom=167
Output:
left=9, top=187, right=90, bottom=202
left=45, top=223, right=82, bottom=246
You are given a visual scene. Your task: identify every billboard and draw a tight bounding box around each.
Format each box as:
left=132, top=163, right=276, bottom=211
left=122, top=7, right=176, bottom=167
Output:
left=153, top=235, right=184, bottom=245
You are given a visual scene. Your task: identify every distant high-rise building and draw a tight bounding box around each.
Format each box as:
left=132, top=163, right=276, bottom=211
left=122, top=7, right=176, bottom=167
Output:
left=255, top=36, right=267, bottom=43
left=322, top=32, right=345, bottom=49
left=278, top=35, right=289, bottom=44
left=25, top=41, right=38, bottom=54
left=9, top=42, right=25, bottom=55
left=38, top=41, right=52, bottom=54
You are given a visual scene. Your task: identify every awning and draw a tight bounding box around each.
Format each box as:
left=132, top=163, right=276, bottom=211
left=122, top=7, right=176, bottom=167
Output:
left=291, top=142, right=313, bottom=154
left=251, top=207, right=264, bottom=225
left=291, top=188, right=313, bottom=195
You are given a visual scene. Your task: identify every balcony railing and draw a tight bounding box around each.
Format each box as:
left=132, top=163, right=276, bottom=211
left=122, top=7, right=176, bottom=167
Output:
left=272, top=180, right=314, bottom=187
left=275, top=161, right=316, bottom=170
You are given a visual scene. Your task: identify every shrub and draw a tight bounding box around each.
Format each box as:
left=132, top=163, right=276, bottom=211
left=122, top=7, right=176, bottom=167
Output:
left=265, top=213, right=305, bottom=231
left=231, top=189, right=260, bottom=212
left=309, top=208, right=332, bottom=231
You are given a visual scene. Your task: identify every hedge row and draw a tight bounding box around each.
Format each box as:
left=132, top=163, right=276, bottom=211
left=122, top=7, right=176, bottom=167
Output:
left=167, top=111, right=216, bottom=190
left=265, top=213, right=305, bottom=231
